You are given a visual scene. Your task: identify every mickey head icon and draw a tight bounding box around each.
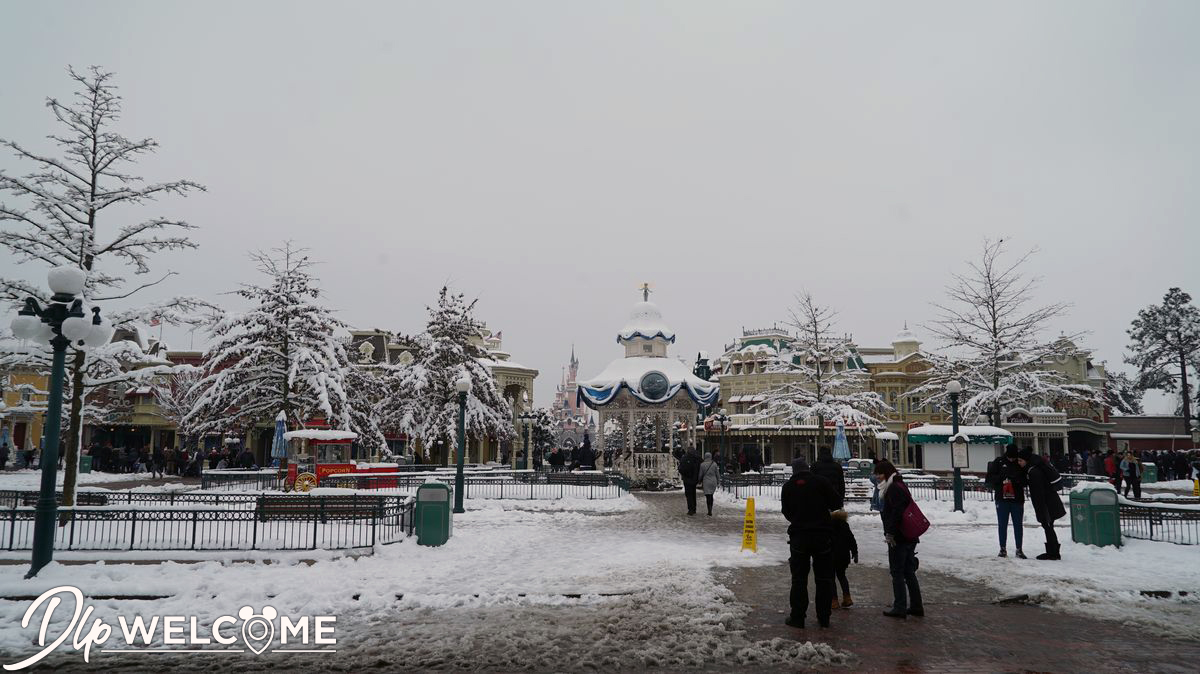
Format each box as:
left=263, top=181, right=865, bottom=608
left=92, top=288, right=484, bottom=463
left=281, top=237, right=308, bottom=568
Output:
left=238, top=606, right=278, bottom=655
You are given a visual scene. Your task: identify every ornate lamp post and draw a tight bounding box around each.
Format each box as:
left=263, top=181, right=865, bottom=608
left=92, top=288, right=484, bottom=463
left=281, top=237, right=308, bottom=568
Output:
left=518, top=411, right=534, bottom=470
left=10, top=266, right=114, bottom=578
left=692, top=353, right=711, bottom=451
left=453, top=374, right=471, bottom=514
left=715, top=408, right=730, bottom=471
left=946, top=380, right=965, bottom=513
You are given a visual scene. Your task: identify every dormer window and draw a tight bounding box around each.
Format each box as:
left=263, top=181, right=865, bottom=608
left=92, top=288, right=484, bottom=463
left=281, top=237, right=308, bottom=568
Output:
left=642, top=344, right=653, bottom=353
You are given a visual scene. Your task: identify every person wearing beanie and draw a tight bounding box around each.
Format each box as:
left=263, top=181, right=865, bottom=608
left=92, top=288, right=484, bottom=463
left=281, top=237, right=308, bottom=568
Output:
left=985, top=445, right=1028, bottom=558
left=812, top=448, right=846, bottom=509
left=830, top=509, right=858, bottom=609
left=1017, top=448, right=1066, bottom=560
left=781, top=455, right=839, bottom=629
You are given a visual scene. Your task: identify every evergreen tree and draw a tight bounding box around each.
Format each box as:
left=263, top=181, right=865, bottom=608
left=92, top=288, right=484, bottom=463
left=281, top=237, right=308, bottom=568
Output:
left=758, top=291, right=891, bottom=448
left=187, top=244, right=354, bottom=438
left=1125, top=287, right=1200, bottom=427
left=387, top=287, right=512, bottom=461
left=908, top=239, right=1101, bottom=424
left=1103, top=370, right=1145, bottom=416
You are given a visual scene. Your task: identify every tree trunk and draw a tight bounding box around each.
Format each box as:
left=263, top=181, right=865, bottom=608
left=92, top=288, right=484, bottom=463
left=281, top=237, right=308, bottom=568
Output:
left=817, top=414, right=826, bottom=458
left=1181, top=350, right=1193, bottom=433
left=60, top=350, right=87, bottom=514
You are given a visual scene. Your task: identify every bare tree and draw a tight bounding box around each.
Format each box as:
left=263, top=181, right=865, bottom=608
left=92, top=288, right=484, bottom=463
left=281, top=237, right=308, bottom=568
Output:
left=756, top=291, right=891, bottom=450
left=908, top=239, right=1101, bottom=424
left=0, top=66, right=205, bottom=505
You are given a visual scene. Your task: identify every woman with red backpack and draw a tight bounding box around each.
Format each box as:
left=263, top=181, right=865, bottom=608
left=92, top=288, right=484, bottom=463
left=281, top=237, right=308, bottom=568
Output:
left=875, top=460, right=926, bottom=619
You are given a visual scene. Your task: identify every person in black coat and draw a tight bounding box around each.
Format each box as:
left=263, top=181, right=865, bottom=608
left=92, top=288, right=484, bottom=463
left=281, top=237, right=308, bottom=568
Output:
left=1017, top=448, right=1066, bottom=560
left=812, top=449, right=846, bottom=509
left=876, top=460, right=924, bottom=619
left=780, top=457, right=839, bottom=629
left=678, top=447, right=701, bottom=515
left=985, top=446, right=1028, bottom=558
left=830, top=509, right=858, bottom=609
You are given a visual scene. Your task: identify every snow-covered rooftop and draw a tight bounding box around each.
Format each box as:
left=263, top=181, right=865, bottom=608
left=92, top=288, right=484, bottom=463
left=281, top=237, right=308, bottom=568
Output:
left=577, top=356, right=718, bottom=408
left=616, top=301, right=676, bottom=343
left=283, top=429, right=358, bottom=441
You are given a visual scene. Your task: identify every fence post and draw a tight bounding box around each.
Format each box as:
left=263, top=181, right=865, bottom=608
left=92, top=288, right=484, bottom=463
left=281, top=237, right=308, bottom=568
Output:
left=531, top=480, right=534, bottom=501
left=313, top=498, right=322, bottom=550
left=191, top=511, right=199, bottom=550
left=500, top=482, right=504, bottom=500
left=371, top=503, right=379, bottom=547
left=129, top=511, right=138, bottom=551
left=68, top=512, right=76, bottom=550
left=252, top=505, right=259, bottom=550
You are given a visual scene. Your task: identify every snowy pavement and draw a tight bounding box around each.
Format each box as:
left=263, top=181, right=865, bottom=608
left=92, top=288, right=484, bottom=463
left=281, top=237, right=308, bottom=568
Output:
left=0, top=489, right=1197, bottom=672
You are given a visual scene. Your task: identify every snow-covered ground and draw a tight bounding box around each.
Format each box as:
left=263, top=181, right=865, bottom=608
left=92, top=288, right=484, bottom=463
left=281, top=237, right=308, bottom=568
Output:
left=1145, top=479, right=1200, bottom=492
left=0, top=469, right=169, bottom=491
left=720, top=490, right=1200, bottom=640
left=0, top=495, right=852, bottom=670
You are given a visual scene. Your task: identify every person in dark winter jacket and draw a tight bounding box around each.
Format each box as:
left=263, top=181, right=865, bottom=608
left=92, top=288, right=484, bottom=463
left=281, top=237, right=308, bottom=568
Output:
left=780, top=457, right=839, bottom=629
left=812, top=449, right=846, bottom=508
left=1017, top=448, right=1066, bottom=560
left=986, top=446, right=1028, bottom=558
left=678, top=448, right=701, bottom=515
left=876, top=459, right=924, bottom=619
left=830, top=509, right=858, bottom=609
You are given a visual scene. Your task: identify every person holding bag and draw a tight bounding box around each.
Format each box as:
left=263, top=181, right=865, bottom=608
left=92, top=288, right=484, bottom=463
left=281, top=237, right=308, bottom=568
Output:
left=986, top=446, right=1028, bottom=558
left=875, top=460, right=925, bottom=619
left=697, top=452, right=719, bottom=516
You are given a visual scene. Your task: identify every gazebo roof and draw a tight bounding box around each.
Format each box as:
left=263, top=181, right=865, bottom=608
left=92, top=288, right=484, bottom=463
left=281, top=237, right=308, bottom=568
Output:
left=616, top=301, right=676, bottom=344
left=577, top=356, right=718, bottom=408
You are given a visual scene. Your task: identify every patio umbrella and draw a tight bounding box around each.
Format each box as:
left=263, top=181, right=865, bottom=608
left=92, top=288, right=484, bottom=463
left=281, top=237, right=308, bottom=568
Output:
left=0, top=425, right=9, bottom=450
left=832, top=419, right=852, bottom=461
left=270, top=411, right=288, bottom=461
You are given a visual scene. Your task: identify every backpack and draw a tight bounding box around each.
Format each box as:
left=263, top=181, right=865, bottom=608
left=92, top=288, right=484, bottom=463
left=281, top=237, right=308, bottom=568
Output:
left=680, top=454, right=700, bottom=482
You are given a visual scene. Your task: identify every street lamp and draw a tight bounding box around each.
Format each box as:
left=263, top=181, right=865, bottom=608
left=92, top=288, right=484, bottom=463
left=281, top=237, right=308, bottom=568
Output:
left=10, top=266, right=113, bottom=578
left=946, top=380, right=965, bottom=513
left=453, top=374, right=471, bottom=514
left=1191, top=422, right=1199, bottom=450
left=693, top=353, right=711, bottom=452
left=518, top=411, right=534, bottom=470
left=715, top=408, right=730, bottom=471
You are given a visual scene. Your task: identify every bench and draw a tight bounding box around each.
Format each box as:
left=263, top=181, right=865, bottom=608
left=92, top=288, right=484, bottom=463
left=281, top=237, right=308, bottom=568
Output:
left=255, top=495, right=384, bottom=522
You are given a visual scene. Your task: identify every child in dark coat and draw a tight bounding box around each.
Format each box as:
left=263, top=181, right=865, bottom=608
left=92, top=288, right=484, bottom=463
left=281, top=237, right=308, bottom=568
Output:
left=831, top=509, right=859, bottom=608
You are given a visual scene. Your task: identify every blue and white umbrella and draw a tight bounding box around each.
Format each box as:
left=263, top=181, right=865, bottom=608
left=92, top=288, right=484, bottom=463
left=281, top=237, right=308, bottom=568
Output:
left=832, top=419, right=852, bottom=460
left=270, top=411, right=288, bottom=460
left=0, top=426, right=10, bottom=450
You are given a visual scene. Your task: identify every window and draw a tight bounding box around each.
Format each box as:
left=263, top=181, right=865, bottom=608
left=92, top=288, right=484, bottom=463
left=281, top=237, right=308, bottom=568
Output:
left=642, top=344, right=653, bottom=353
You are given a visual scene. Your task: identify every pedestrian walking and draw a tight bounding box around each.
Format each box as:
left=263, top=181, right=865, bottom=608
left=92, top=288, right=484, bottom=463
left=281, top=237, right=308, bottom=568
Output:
left=876, top=460, right=925, bottom=619
left=0, top=443, right=8, bottom=471
left=1017, top=448, right=1066, bottom=561
left=697, top=452, right=719, bottom=516
left=1120, top=452, right=1143, bottom=499
left=986, top=446, right=1028, bottom=558
left=152, top=446, right=165, bottom=478
left=830, top=509, right=858, bottom=609
left=678, top=447, right=701, bottom=515
left=781, top=457, right=839, bottom=629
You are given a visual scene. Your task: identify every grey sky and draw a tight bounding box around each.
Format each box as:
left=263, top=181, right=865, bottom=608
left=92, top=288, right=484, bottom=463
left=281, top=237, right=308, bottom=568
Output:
left=2, top=1, right=1198, bottom=411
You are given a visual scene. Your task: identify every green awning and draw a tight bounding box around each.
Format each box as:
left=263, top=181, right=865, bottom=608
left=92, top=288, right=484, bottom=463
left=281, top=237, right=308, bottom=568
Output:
left=907, top=433, right=1013, bottom=445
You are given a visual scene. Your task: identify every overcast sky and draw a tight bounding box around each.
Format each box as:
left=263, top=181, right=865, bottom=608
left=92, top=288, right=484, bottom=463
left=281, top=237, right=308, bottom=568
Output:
left=2, top=1, right=1197, bottom=411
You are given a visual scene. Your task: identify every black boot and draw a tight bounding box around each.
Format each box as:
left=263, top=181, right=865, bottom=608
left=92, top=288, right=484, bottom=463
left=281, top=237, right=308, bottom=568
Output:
left=1035, top=543, right=1061, bottom=560
left=882, top=608, right=907, bottom=619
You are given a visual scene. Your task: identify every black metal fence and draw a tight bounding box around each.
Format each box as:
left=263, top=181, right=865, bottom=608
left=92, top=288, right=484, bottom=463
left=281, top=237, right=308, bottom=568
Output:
left=720, top=472, right=1110, bottom=502
left=201, top=470, right=283, bottom=491
left=323, top=472, right=628, bottom=500
left=1119, top=503, right=1200, bottom=545
left=1, top=494, right=413, bottom=552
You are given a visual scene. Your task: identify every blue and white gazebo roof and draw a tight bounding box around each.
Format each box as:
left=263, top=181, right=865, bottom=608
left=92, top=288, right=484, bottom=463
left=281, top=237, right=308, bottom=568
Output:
left=577, top=356, right=719, bottom=409
left=616, top=301, right=676, bottom=343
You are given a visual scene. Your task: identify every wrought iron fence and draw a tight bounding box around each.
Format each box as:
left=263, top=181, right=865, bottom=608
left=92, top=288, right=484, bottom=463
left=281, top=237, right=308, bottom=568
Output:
left=323, top=472, right=628, bottom=500
left=1119, top=503, right=1200, bottom=545
left=201, top=470, right=283, bottom=491
left=1, top=494, right=413, bottom=552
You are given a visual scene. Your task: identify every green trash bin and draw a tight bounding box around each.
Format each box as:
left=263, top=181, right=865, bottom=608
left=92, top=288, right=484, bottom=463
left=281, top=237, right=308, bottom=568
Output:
left=1070, top=483, right=1120, bottom=547
left=79, top=455, right=93, bottom=474
left=1141, top=462, right=1157, bottom=484
left=415, top=482, right=453, bottom=546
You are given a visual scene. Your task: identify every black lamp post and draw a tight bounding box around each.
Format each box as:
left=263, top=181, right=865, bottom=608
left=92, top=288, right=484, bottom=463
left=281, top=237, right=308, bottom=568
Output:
left=10, top=266, right=114, bottom=578
left=946, top=380, right=965, bottom=513
left=453, top=374, right=471, bottom=514
left=715, top=407, right=730, bottom=470
left=518, top=412, right=534, bottom=470
left=693, top=353, right=711, bottom=452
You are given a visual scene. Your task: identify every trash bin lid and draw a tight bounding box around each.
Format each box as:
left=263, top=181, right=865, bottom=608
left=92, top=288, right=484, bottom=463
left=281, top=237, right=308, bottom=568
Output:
left=1089, top=489, right=1117, bottom=505
left=416, top=482, right=451, bottom=500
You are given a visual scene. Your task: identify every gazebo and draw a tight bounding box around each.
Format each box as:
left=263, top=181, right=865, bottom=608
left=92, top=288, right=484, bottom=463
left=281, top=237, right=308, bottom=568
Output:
left=906, top=424, right=1013, bottom=473
left=577, top=288, right=719, bottom=482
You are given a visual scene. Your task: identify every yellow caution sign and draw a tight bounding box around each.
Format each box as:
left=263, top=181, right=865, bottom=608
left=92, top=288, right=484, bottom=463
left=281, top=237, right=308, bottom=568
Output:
left=1194, top=479, right=1199, bottom=497
left=741, top=497, right=758, bottom=553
